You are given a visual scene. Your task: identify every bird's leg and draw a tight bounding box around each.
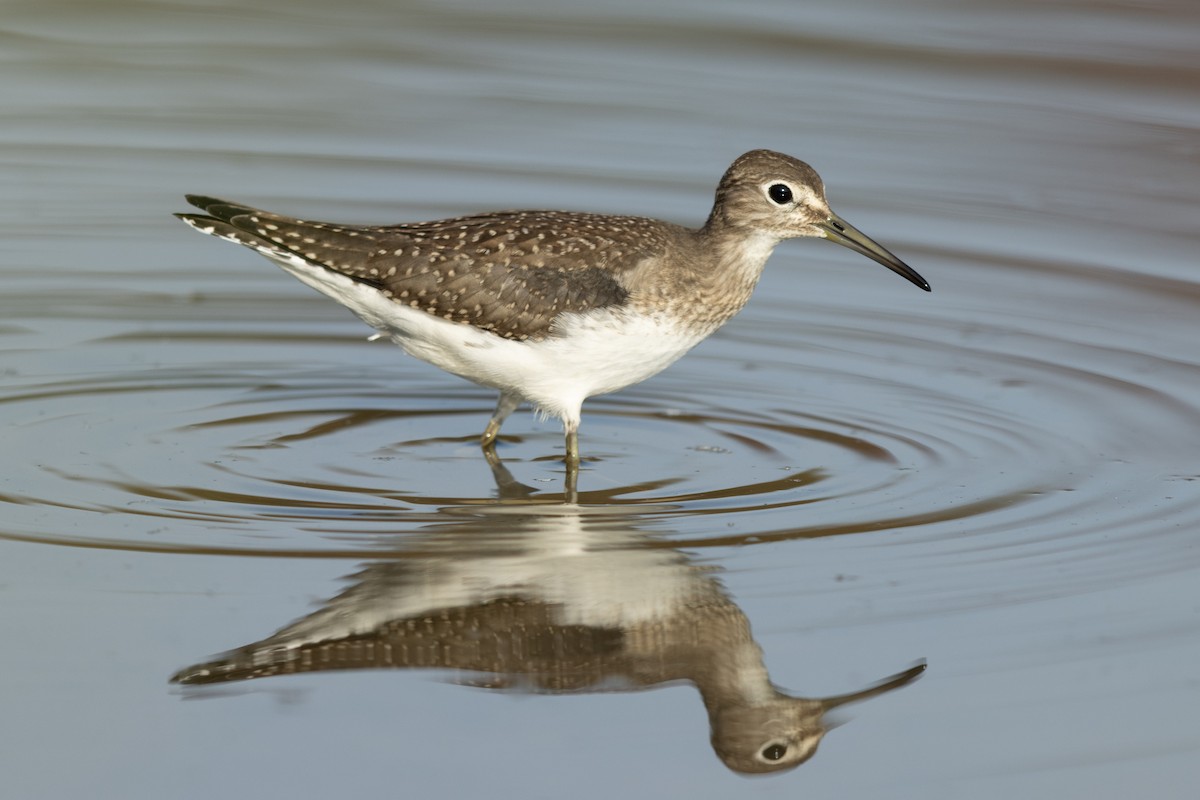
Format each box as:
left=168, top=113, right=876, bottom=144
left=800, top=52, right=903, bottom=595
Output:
left=483, top=445, right=537, bottom=500
left=481, top=392, right=521, bottom=452
left=563, top=422, right=580, bottom=503
left=564, top=459, right=579, bottom=504
left=564, top=423, right=581, bottom=467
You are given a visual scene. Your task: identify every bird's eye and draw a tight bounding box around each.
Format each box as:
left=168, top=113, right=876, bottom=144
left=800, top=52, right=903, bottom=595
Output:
left=768, top=184, right=793, bottom=205
left=761, top=743, right=788, bottom=761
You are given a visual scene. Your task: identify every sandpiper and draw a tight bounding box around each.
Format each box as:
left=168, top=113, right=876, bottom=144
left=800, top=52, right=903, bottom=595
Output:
left=177, top=150, right=929, bottom=464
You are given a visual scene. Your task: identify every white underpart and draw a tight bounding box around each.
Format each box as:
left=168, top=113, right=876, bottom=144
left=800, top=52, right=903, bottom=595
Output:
left=190, top=221, right=711, bottom=433
left=261, top=514, right=711, bottom=648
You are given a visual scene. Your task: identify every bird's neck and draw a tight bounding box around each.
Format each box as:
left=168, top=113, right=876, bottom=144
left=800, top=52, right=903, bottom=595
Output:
left=657, top=225, right=778, bottom=331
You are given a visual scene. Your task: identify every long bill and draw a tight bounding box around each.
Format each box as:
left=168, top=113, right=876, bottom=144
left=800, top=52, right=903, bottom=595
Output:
left=817, top=213, right=931, bottom=291
left=820, top=662, right=927, bottom=713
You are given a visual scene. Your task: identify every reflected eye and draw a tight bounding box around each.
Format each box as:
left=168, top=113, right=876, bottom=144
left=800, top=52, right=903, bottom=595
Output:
left=768, top=184, right=793, bottom=205
left=761, top=743, right=788, bottom=761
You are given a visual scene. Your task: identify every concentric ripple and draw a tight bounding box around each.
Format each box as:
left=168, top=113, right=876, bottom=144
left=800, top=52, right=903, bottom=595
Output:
left=3, top=251, right=1198, bottom=569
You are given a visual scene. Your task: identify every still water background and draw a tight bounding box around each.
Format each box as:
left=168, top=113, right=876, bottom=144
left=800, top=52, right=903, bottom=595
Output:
left=2, top=0, right=1199, bottom=796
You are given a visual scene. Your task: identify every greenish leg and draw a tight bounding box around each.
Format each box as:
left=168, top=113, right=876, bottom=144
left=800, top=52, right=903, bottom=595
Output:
left=480, top=392, right=521, bottom=450
left=565, top=429, right=580, bottom=466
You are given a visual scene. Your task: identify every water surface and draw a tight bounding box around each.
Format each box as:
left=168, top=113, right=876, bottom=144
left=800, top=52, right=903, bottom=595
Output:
left=2, top=0, right=1198, bottom=797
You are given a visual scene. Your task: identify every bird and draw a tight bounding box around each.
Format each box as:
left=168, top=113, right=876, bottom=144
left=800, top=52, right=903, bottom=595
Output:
left=176, top=150, right=929, bottom=465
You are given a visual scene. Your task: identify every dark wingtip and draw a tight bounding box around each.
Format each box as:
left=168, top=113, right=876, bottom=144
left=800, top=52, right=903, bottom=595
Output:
left=184, top=194, right=228, bottom=212
left=175, top=212, right=220, bottom=227
left=181, top=195, right=261, bottom=225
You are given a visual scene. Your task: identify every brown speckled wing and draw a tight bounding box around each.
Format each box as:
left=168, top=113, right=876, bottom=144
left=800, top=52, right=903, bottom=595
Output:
left=182, top=196, right=676, bottom=341
left=170, top=597, right=625, bottom=687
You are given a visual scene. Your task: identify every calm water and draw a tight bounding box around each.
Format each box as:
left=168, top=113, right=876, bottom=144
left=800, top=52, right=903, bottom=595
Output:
left=2, top=0, right=1199, bottom=796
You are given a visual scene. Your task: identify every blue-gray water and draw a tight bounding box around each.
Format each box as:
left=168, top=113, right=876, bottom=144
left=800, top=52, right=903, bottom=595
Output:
left=2, top=0, right=1199, bottom=797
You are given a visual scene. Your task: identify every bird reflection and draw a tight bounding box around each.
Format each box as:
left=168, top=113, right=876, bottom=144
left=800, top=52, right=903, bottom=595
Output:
left=172, top=506, right=923, bottom=775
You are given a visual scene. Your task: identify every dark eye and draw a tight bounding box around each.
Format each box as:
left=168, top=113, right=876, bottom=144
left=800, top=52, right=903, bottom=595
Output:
left=761, top=743, right=788, bottom=761
left=768, top=184, right=793, bottom=205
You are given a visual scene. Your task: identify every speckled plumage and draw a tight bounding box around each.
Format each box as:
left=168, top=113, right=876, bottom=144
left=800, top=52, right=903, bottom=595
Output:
left=183, top=202, right=682, bottom=341
left=177, top=150, right=929, bottom=465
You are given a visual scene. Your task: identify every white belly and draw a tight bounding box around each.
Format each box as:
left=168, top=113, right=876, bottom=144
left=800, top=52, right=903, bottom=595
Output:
left=267, top=253, right=709, bottom=426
